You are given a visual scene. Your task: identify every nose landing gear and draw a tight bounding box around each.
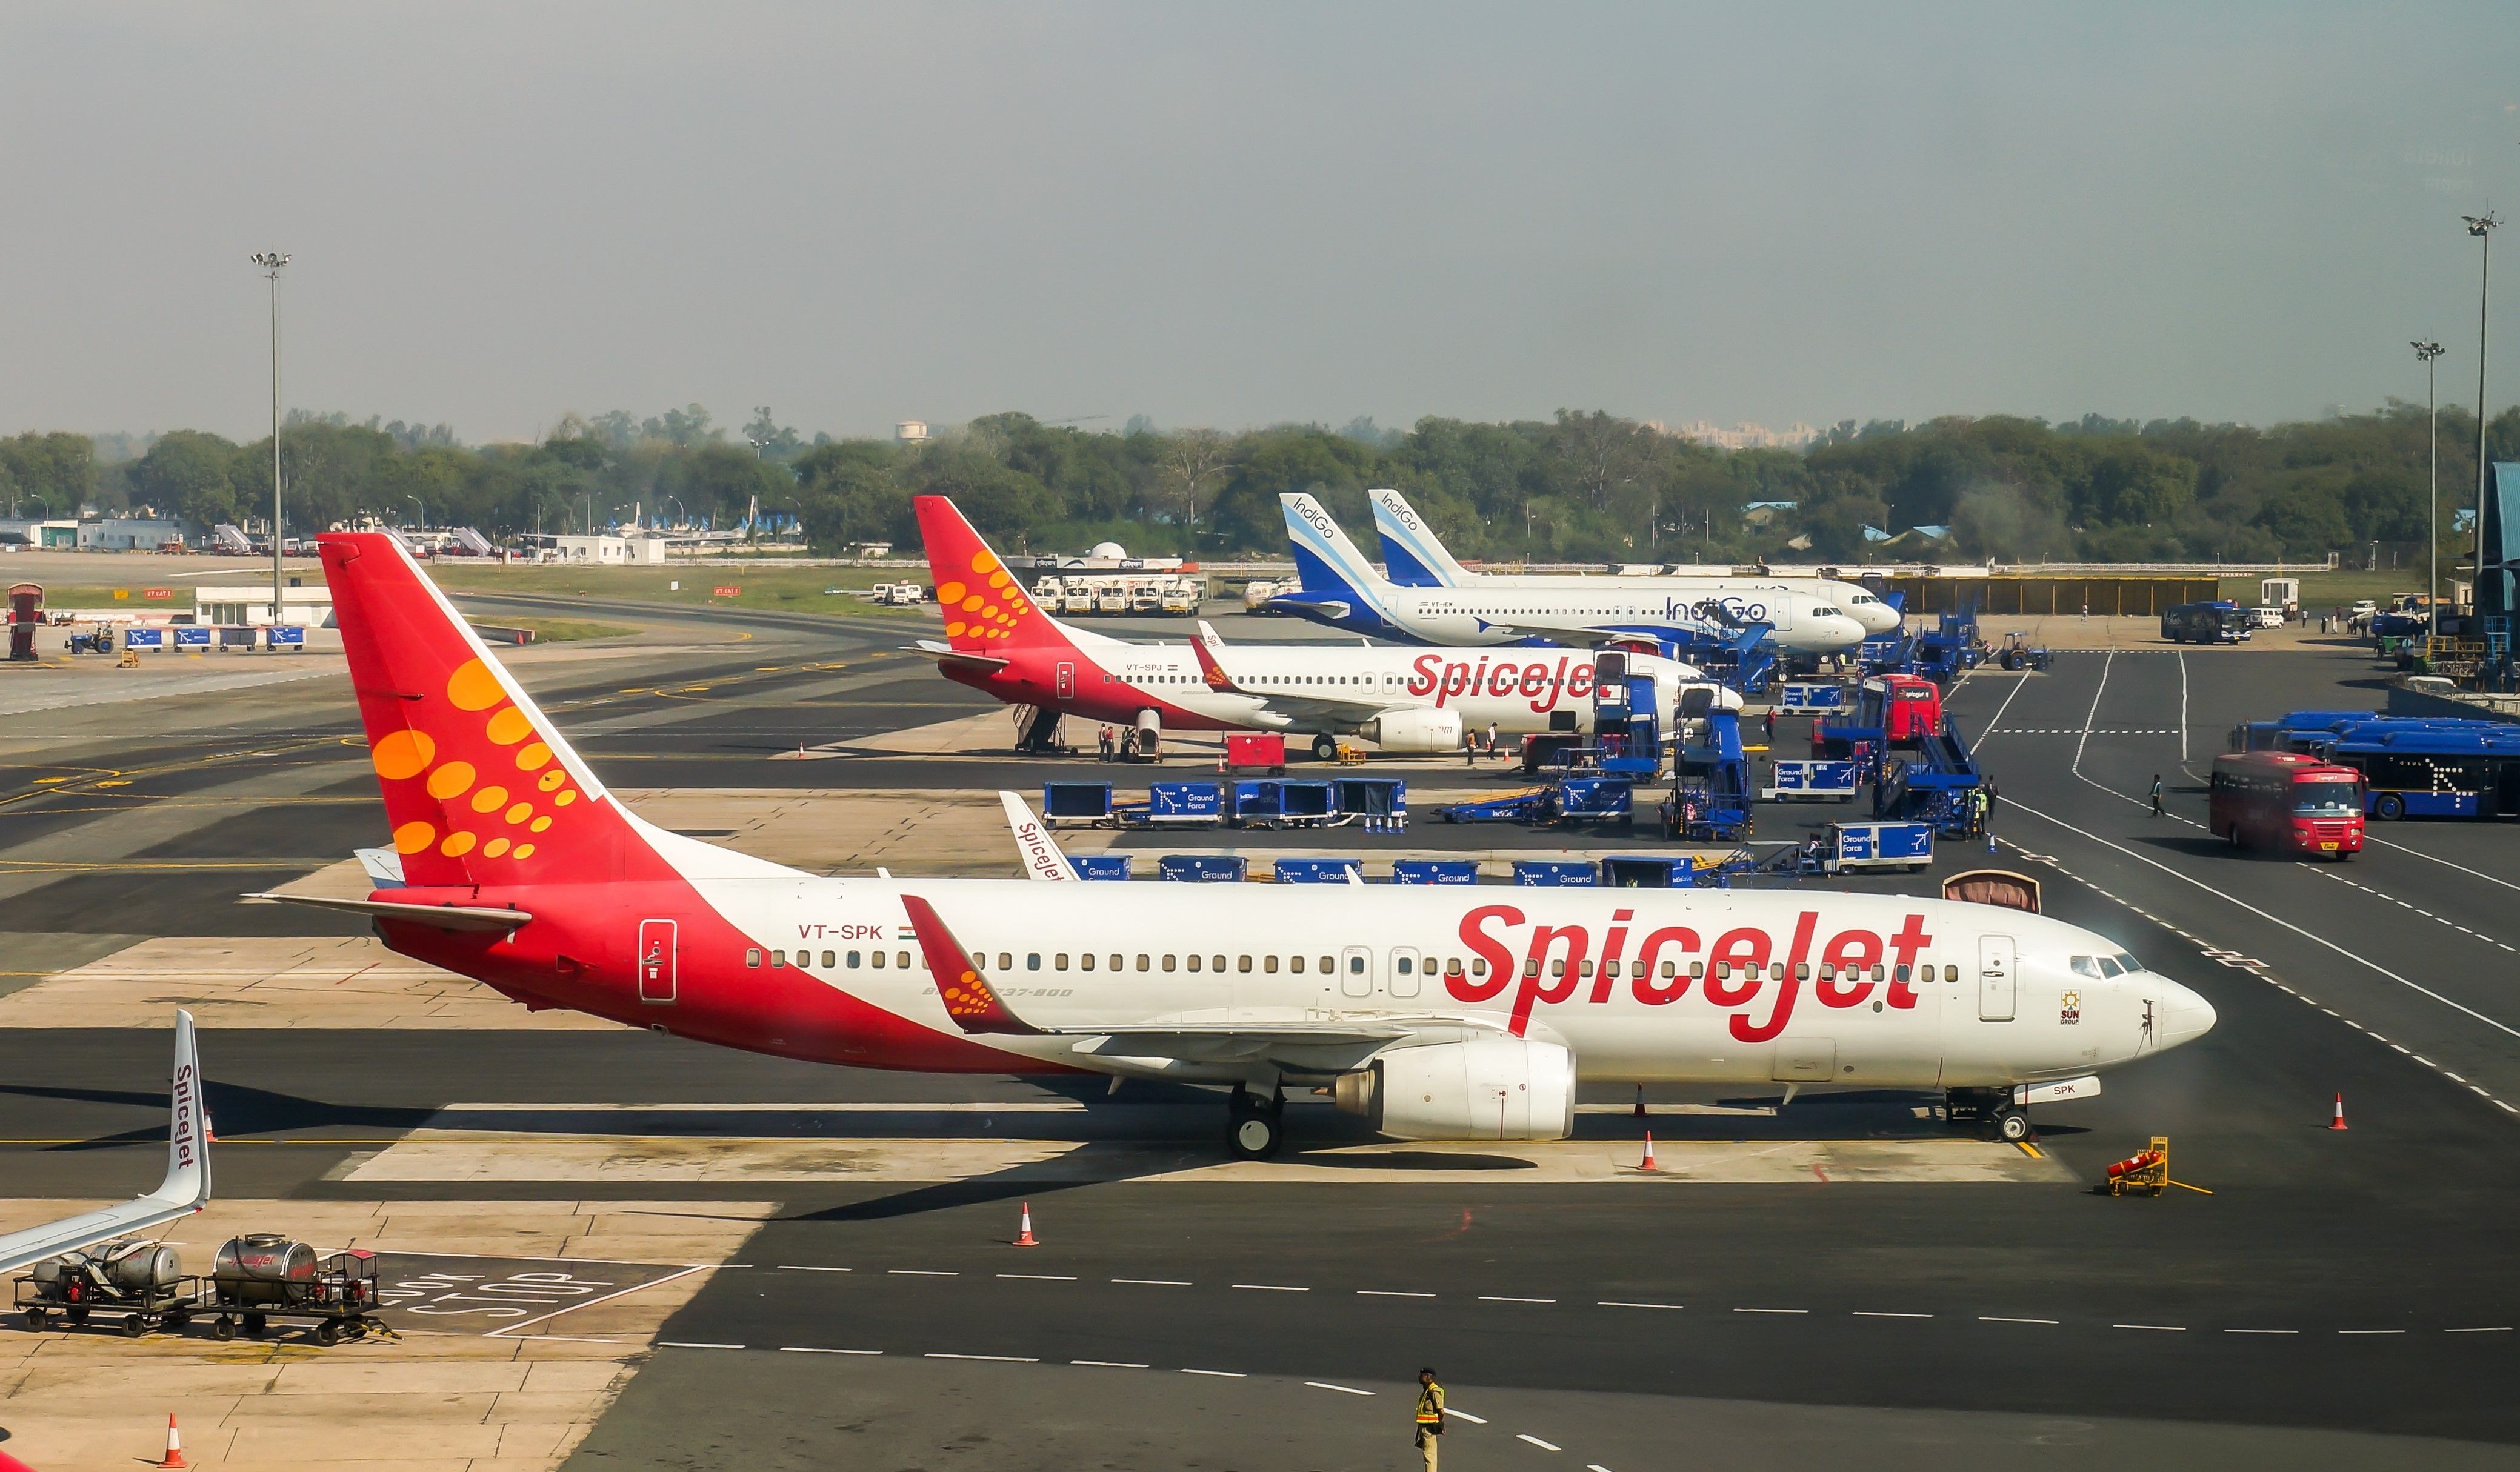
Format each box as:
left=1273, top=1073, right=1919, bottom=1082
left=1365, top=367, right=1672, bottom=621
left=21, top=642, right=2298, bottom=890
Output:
left=1947, top=1088, right=2036, bottom=1144
left=1228, top=1087, right=1285, bottom=1159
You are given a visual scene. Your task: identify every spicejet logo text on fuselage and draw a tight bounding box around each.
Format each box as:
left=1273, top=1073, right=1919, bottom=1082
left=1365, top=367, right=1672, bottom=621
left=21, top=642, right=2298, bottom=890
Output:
left=1452, top=905, right=1935, bottom=1041
left=1407, top=653, right=1598, bottom=710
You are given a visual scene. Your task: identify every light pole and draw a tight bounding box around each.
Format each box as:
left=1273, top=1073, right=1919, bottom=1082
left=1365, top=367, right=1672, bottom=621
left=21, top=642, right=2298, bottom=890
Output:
left=2415, top=339, right=2445, bottom=639
left=407, top=495, right=426, bottom=530
left=2465, top=212, right=2499, bottom=653
left=250, top=251, right=290, bottom=622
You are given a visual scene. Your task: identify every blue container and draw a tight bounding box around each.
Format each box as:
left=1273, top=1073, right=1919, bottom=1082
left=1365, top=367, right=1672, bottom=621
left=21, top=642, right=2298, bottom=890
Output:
left=1512, top=859, right=1599, bottom=887
left=1392, top=859, right=1481, bottom=885
left=1555, top=778, right=1632, bottom=821
left=268, top=625, right=305, bottom=648
left=1042, top=782, right=1114, bottom=821
left=122, top=627, right=165, bottom=650
left=172, top=626, right=212, bottom=648
left=1333, top=778, right=1407, bottom=819
left=1158, top=854, right=1247, bottom=882
left=1148, top=781, right=1224, bottom=822
left=1273, top=858, right=1362, bottom=884
left=1277, top=781, right=1335, bottom=819
left=1073, top=854, right=1132, bottom=881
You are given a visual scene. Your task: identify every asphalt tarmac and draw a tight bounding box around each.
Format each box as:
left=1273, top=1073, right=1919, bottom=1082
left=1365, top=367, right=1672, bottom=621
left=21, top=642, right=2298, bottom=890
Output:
left=4, top=601, right=2516, bottom=1468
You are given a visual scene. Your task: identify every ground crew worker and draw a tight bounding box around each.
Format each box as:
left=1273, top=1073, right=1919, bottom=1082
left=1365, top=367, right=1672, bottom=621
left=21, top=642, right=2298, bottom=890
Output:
left=1414, top=1368, right=1445, bottom=1467
left=1097, top=724, right=1114, bottom=762
left=1487, top=721, right=1500, bottom=757
left=2150, top=774, right=2165, bottom=816
left=1763, top=708, right=1776, bottom=742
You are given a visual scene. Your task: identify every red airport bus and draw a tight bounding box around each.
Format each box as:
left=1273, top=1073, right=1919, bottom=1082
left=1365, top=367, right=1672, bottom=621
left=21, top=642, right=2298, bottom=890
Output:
left=1867, top=674, right=1944, bottom=745
left=2208, top=750, right=2365, bottom=859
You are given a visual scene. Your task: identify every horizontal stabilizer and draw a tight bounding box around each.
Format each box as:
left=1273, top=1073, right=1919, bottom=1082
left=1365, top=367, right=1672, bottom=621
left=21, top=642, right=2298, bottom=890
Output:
left=242, top=893, right=533, bottom=932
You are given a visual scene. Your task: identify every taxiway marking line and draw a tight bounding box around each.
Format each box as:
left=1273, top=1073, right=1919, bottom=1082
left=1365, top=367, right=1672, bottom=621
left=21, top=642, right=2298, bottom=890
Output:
left=781, top=1346, right=881, bottom=1354
left=1361, top=1290, right=1437, bottom=1298
left=1306, top=1380, right=1375, bottom=1396
left=1519, top=1434, right=1564, bottom=1450
left=928, top=1352, right=1038, bottom=1362
left=1073, top=1359, right=1148, bottom=1367
left=1181, top=1367, right=1245, bottom=1377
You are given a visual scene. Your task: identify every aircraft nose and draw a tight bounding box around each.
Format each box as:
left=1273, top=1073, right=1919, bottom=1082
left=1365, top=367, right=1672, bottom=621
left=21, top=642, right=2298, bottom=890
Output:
left=2158, top=979, right=2218, bottom=1048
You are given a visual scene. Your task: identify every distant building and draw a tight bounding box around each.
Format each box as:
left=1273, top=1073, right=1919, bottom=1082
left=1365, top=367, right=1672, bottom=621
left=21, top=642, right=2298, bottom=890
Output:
left=545, top=534, right=667, bottom=565
left=0, top=519, right=80, bottom=548
left=195, top=583, right=334, bottom=627
left=1676, top=420, right=1822, bottom=452
left=895, top=420, right=932, bottom=444
left=77, top=518, right=185, bottom=550
left=1740, top=501, right=1799, bottom=528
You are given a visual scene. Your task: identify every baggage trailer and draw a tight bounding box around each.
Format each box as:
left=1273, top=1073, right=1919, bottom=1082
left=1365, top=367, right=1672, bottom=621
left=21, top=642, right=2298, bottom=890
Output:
left=1778, top=682, right=1847, bottom=714
left=1825, top=820, right=1934, bottom=873
left=1764, top=759, right=1860, bottom=801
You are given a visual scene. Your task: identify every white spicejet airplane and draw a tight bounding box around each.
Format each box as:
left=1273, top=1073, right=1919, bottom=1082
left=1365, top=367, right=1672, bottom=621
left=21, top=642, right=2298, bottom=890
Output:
left=912, top=495, right=1733, bottom=761
left=0, top=1011, right=211, bottom=1276
left=1276, top=492, right=1870, bottom=655
left=253, top=532, right=2215, bottom=1159
left=1368, top=487, right=1904, bottom=637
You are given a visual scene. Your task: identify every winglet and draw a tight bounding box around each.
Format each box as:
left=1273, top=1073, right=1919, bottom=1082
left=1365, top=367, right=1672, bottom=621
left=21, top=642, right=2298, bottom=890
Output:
left=901, top=895, right=1044, bottom=1036
left=999, top=791, right=1079, bottom=881
left=0, top=1010, right=212, bottom=1277
left=1189, top=621, right=1244, bottom=693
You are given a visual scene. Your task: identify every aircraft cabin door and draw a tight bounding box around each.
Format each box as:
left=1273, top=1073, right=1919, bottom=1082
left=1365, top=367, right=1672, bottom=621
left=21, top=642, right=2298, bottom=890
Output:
left=1340, top=946, right=1374, bottom=1000
left=1055, top=662, right=1075, bottom=701
left=1387, top=947, right=1422, bottom=1000
left=638, top=919, right=678, bottom=1004
left=1976, top=934, right=2015, bottom=1022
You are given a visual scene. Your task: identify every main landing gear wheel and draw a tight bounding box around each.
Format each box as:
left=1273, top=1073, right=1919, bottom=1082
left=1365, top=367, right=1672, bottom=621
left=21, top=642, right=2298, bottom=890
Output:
left=1228, top=1090, right=1285, bottom=1160
left=1995, top=1107, right=2033, bottom=1143
left=1311, top=733, right=1339, bottom=762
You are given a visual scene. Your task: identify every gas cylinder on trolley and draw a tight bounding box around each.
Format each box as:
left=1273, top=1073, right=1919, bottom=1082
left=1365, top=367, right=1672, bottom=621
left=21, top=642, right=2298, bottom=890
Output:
left=212, top=1234, right=319, bottom=1304
left=2104, top=1149, right=2164, bottom=1181
left=30, top=1238, right=182, bottom=1298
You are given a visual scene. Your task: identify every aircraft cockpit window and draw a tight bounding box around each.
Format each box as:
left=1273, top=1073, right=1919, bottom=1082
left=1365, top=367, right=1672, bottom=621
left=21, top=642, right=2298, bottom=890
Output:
left=2096, top=956, right=2127, bottom=978
left=2071, top=956, right=2102, bottom=978
left=2115, top=952, right=2144, bottom=973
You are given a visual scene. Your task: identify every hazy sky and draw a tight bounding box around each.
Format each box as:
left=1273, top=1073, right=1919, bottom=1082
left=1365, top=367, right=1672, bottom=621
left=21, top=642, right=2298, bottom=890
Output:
left=4, top=3, right=2516, bottom=444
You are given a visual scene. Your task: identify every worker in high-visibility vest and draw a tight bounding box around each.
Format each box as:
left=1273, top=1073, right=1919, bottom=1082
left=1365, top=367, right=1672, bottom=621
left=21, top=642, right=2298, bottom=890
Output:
left=1413, top=1367, right=1446, bottom=1467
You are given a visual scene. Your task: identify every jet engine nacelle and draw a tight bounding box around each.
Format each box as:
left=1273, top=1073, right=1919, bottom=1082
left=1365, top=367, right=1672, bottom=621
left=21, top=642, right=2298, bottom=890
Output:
left=1363, top=707, right=1464, bottom=753
left=1333, top=1038, right=1578, bottom=1141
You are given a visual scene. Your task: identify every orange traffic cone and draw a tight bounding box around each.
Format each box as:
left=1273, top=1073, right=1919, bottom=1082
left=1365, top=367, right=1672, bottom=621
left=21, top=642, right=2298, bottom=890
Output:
left=1639, top=1133, right=1658, bottom=1173
left=1013, top=1202, right=1038, bottom=1247
left=157, top=1413, right=188, bottom=1469
left=1632, top=1084, right=1647, bottom=1120
left=2328, top=1093, right=2349, bottom=1131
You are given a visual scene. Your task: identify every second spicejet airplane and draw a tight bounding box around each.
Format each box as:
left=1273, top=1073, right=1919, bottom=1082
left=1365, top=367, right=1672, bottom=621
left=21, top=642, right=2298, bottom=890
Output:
left=254, top=531, right=2216, bottom=1157
left=912, top=494, right=1733, bottom=760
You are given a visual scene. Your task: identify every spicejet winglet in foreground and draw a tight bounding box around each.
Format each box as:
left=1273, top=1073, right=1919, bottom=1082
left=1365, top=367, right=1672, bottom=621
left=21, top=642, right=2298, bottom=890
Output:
left=911, top=494, right=1735, bottom=761
left=273, top=532, right=2213, bottom=1156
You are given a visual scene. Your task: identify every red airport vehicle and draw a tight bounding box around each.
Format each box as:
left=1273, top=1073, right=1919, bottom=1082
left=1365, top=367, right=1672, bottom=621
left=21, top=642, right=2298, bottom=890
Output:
left=2208, top=750, right=2364, bottom=859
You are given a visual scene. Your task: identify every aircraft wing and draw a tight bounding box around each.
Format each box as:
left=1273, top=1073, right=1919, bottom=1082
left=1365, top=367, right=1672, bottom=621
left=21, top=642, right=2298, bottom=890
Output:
left=241, top=893, right=534, bottom=933
left=1000, top=790, right=1079, bottom=880
left=915, top=638, right=1009, bottom=674
left=1188, top=621, right=1392, bottom=728
left=0, top=1011, right=211, bottom=1277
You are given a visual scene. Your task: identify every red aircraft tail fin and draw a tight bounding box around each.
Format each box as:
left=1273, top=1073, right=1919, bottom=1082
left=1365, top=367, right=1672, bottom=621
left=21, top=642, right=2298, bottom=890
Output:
left=901, top=895, right=1044, bottom=1036
left=911, top=496, right=1073, bottom=654
left=319, top=533, right=673, bottom=890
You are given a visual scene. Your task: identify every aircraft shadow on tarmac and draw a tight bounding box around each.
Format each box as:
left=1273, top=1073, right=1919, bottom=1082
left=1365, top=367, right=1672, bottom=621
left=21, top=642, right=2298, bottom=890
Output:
left=0, top=1080, right=435, bottom=1151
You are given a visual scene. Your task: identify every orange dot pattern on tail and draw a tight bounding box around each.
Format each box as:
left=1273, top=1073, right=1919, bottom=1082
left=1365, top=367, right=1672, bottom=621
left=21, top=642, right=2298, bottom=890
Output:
left=363, top=656, right=584, bottom=874
left=942, top=548, right=1032, bottom=643
left=939, top=967, right=999, bottom=1020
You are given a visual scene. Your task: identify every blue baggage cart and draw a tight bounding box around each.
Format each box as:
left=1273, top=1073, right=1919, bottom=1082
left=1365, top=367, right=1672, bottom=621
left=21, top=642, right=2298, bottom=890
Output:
left=1041, top=783, right=1113, bottom=825
left=1764, top=759, right=1859, bottom=801
left=1827, top=821, right=1933, bottom=873
left=1554, top=777, right=1633, bottom=824
left=172, top=626, right=212, bottom=648
left=1073, top=854, right=1132, bottom=881
left=1273, top=858, right=1362, bottom=884
left=1392, top=859, right=1480, bottom=885
left=1779, top=682, right=1847, bottom=714
left=268, top=625, right=305, bottom=650
left=1333, top=777, right=1408, bottom=832
left=1158, top=854, right=1247, bottom=882
left=1601, top=856, right=1696, bottom=888
left=1512, top=859, right=1599, bottom=887
left=1147, top=781, right=1224, bottom=825
left=122, top=627, right=165, bottom=651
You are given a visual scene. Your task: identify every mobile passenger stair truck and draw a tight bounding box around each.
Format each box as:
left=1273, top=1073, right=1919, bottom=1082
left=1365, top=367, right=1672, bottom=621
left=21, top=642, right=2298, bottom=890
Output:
left=1873, top=715, right=1988, bottom=839
left=1659, top=707, right=1755, bottom=842
left=1911, top=608, right=1986, bottom=684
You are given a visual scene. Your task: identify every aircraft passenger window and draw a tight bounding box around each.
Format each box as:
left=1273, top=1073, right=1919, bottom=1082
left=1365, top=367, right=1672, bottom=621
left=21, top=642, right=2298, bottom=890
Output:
left=1109, top=954, right=1122, bottom=971
left=1871, top=965, right=1885, bottom=982
left=1471, top=959, right=1487, bottom=976
left=2096, top=957, right=2125, bottom=978
left=1056, top=954, right=1070, bottom=971
left=1318, top=955, right=1333, bottom=973
left=1943, top=965, right=1959, bottom=982
left=1524, top=959, right=1541, bottom=978
left=847, top=951, right=861, bottom=968
left=745, top=948, right=761, bottom=968
left=1713, top=962, right=1730, bottom=981
left=1396, top=956, right=1413, bottom=975
left=1187, top=954, right=1202, bottom=972
left=1349, top=956, right=1366, bottom=974
left=1136, top=955, right=1150, bottom=972
left=1081, top=954, right=1095, bottom=971
left=1164, top=954, right=1177, bottom=971
left=1690, top=961, right=1705, bottom=979
left=1661, top=961, right=1677, bottom=978
left=999, top=953, right=1012, bottom=970
left=1769, top=962, right=1784, bottom=981
left=1446, top=959, right=1463, bottom=976
left=1213, top=955, right=1226, bottom=971
left=822, top=951, right=836, bottom=969
left=1550, top=959, right=1567, bottom=978
left=1238, top=955, right=1253, bottom=973
left=1796, top=963, right=1811, bottom=981
left=1290, top=956, right=1305, bottom=974
left=1027, top=953, right=1041, bottom=971
left=1894, top=965, right=1910, bottom=982
left=1578, top=960, right=1593, bottom=977
left=771, top=950, right=787, bottom=968
left=1264, top=956, right=1279, bottom=973
left=2071, top=956, right=2102, bottom=978
left=899, top=951, right=913, bottom=969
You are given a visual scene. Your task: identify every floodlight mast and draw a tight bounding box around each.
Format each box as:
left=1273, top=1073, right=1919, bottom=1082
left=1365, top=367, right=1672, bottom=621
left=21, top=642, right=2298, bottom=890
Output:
left=250, top=251, right=292, bottom=625
left=2464, top=215, right=2498, bottom=657
left=2415, top=339, right=2445, bottom=639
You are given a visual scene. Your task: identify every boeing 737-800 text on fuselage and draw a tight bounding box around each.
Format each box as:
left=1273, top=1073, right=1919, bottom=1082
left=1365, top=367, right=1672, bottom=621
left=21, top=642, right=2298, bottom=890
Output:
left=268, top=532, right=2213, bottom=1157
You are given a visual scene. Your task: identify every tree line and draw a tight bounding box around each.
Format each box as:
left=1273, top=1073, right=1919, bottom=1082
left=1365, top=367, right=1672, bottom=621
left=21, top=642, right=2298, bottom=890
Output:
left=10, top=402, right=2518, bottom=565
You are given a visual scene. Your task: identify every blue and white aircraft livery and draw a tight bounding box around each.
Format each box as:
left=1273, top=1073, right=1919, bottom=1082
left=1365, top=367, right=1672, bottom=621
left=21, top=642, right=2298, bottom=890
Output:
left=1275, top=492, right=1868, bottom=654
left=1367, top=486, right=1902, bottom=638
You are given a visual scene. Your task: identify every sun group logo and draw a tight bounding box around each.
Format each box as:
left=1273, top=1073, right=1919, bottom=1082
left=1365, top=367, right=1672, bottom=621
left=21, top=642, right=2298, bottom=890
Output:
left=2060, top=989, right=2082, bottom=1025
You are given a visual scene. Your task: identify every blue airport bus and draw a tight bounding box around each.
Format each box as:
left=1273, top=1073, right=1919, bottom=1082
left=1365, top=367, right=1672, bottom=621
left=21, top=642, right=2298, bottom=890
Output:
left=2236, top=713, right=2520, bottom=819
left=2162, top=602, right=2252, bottom=644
